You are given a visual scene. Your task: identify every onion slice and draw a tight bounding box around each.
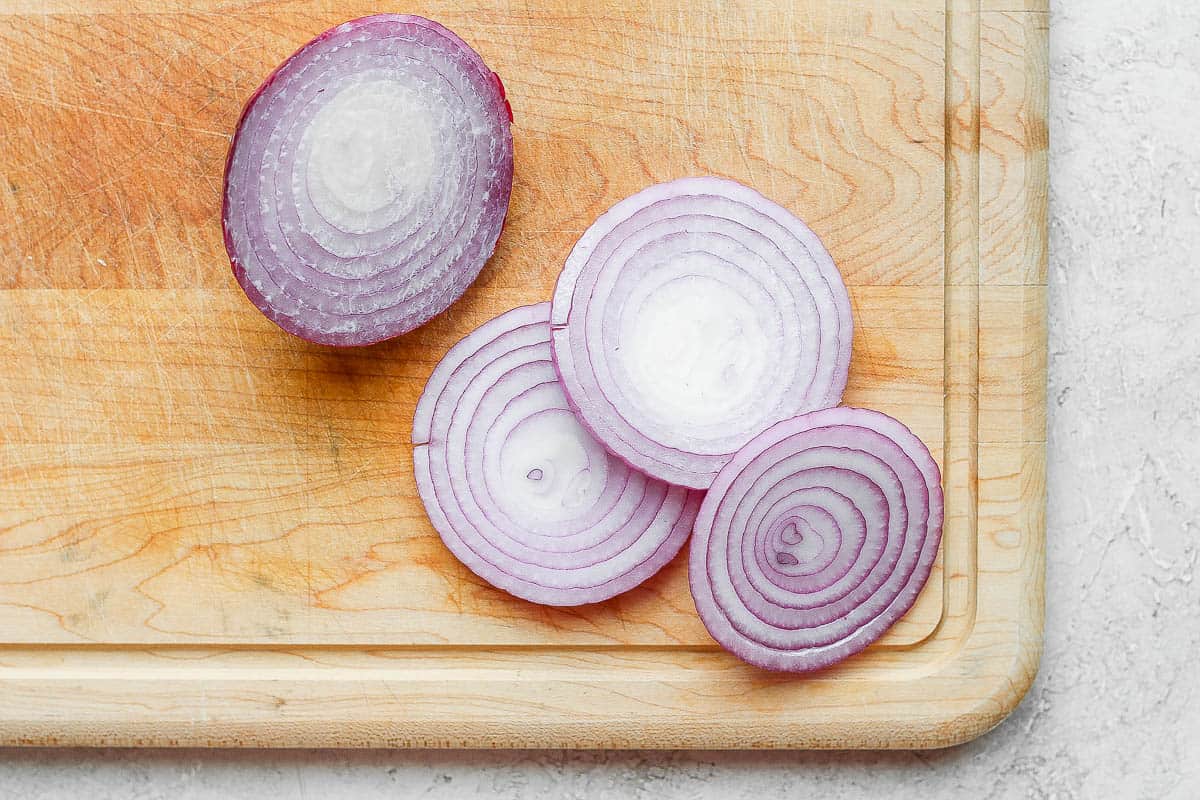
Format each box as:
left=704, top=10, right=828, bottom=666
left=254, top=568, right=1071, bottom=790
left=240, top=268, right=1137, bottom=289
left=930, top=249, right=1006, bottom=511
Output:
left=550, top=177, right=852, bottom=489
left=223, top=15, right=514, bottom=346
left=689, top=407, right=943, bottom=672
left=413, top=303, right=703, bottom=606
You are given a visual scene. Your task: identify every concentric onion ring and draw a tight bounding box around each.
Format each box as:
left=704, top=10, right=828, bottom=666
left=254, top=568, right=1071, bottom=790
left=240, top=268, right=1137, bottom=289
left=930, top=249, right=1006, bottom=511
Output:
left=550, top=177, right=852, bottom=489
left=689, top=407, right=943, bottom=672
left=223, top=15, right=514, bottom=345
left=413, top=303, right=703, bottom=606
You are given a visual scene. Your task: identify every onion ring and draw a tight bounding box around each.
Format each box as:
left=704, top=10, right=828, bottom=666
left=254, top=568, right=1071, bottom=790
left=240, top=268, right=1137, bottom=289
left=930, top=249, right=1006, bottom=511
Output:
left=551, top=177, right=851, bottom=488
left=223, top=15, right=513, bottom=345
left=413, top=303, right=703, bottom=606
left=689, top=407, right=943, bottom=672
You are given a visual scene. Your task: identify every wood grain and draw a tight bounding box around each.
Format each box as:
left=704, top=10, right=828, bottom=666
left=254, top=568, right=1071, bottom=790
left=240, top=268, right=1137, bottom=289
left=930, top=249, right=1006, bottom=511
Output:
left=0, top=0, right=1046, bottom=747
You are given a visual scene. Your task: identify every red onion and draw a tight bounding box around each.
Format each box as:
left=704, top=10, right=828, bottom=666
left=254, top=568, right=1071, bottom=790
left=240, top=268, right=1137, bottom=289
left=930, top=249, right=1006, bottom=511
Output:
left=413, top=303, right=703, bottom=606
left=550, top=177, right=852, bottom=489
left=223, top=15, right=514, bottom=346
left=689, top=407, right=943, bottom=672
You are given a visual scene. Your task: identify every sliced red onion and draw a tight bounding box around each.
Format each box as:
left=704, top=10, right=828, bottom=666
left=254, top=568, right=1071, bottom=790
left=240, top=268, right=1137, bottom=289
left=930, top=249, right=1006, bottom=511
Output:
left=223, top=15, right=514, bottom=346
left=689, top=407, right=943, bottom=672
left=412, top=303, right=703, bottom=606
left=550, top=177, right=852, bottom=489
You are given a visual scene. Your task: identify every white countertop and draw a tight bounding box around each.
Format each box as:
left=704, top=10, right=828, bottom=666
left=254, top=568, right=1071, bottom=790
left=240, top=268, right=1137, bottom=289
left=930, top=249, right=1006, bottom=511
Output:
left=2, top=0, right=1197, bottom=796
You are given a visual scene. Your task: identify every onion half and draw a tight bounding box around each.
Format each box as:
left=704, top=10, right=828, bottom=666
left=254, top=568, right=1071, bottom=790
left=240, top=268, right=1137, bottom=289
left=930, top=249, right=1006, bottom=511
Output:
left=550, top=177, right=852, bottom=489
left=223, top=15, right=514, bottom=346
left=413, top=303, right=703, bottom=606
left=689, top=407, right=943, bottom=672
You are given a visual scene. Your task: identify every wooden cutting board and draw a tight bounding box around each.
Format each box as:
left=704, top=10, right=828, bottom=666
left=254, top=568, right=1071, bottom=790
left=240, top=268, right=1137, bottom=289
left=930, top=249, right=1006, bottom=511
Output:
left=0, top=0, right=1047, bottom=748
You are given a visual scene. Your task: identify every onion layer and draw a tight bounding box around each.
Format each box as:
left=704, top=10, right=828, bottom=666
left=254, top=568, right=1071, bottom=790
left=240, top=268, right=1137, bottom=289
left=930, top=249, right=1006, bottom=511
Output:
left=413, top=303, right=703, bottom=606
left=689, top=407, right=943, bottom=672
left=550, top=177, right=852, bottom=489
left=223, top=15, right=514, bottom=346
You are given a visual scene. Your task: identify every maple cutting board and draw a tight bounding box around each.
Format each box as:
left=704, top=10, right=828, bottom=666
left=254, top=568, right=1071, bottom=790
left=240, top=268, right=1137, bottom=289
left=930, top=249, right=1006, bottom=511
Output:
left=0, top=0, right=1046, bottom=748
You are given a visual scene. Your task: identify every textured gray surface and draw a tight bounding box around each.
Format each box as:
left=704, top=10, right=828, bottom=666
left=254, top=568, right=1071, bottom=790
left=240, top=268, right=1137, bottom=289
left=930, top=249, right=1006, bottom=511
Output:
left=2, top=0, right=1198, bottom=796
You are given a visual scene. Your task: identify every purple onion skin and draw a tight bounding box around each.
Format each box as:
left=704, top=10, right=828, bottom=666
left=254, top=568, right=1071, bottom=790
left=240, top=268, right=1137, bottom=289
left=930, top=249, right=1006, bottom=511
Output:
left=223, top=15, right=513, bottom=346
left=689, top=407, right=944, bottom=673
